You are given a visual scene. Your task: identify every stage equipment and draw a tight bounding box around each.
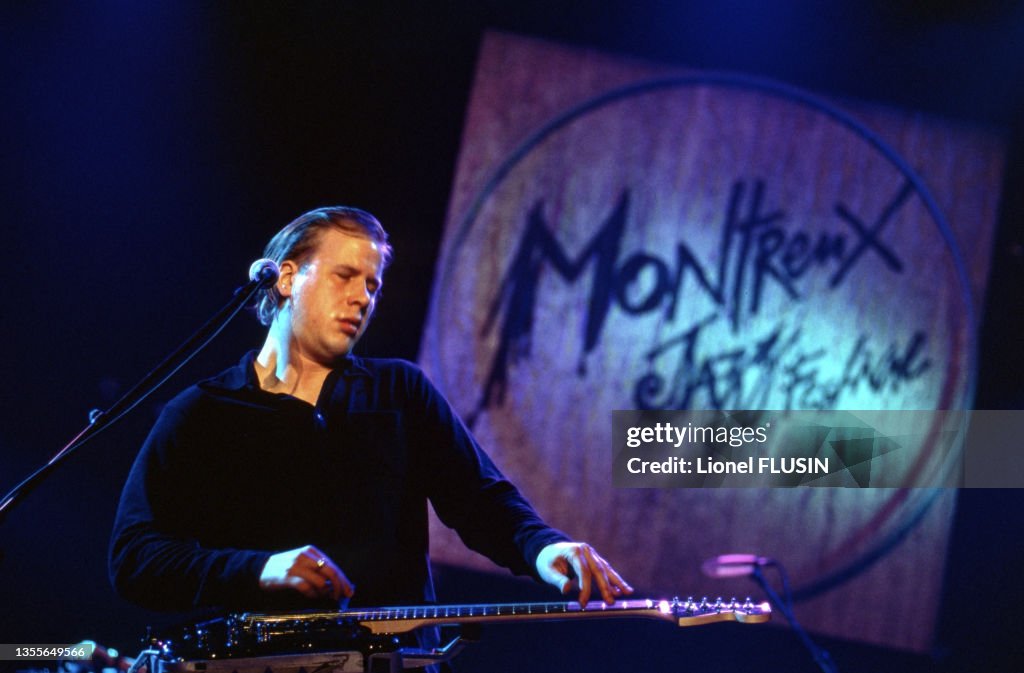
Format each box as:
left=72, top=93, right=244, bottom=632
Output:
left=130, top=597, right=770, bottom=672
left=0, top=259, right=279, bottom=526
left=705, top=554, right=836, bottom=673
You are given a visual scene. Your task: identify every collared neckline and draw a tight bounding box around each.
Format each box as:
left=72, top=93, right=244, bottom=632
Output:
left=199, top=350, right=374, bottom=393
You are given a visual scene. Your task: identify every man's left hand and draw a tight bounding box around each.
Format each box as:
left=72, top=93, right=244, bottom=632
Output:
left=535, top=541, right=633, bottom=608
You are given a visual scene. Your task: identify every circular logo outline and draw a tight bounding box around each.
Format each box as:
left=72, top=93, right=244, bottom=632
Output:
left=427, top=72, right=977, bottom=601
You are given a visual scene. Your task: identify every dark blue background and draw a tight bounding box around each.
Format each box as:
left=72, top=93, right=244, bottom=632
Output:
left=1, top=2, right=1022, bottom=671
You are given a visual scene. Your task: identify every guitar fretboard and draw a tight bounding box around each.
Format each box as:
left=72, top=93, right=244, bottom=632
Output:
left=345, top=599, right=658, bottom=621
left=241, top=596, right=768, bottom=633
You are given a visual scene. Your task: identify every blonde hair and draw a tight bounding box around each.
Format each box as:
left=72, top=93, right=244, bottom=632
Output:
left=256, top=206, right=392, bottom=326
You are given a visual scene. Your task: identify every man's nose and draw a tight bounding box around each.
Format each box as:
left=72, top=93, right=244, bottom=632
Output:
left=349, top=284, right=371, bottom=308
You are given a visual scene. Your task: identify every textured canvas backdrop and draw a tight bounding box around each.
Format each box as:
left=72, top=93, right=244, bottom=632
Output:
left=419, top=32, right=1003, bottom=651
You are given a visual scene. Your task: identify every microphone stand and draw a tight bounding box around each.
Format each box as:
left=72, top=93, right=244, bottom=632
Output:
left=0, top=263, right=279, bottom=529
left=751, top=562, right=839, bottom=673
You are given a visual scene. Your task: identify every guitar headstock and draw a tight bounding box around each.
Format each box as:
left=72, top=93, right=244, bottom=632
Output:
left=664, top=596, right=771, bottom=627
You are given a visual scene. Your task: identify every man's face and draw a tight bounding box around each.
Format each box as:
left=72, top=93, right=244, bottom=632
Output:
left=281, top=228, right=384, bottom=365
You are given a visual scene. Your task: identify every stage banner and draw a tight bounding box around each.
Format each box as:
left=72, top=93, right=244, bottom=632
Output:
left=419, top=31, right=1003, bottom=651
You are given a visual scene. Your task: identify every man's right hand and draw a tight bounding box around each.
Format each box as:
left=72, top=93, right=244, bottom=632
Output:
left=258, top=545, right=354, bottom=602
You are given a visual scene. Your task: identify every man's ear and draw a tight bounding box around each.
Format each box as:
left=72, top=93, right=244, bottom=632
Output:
left=277, top=260, right=298, bottom=298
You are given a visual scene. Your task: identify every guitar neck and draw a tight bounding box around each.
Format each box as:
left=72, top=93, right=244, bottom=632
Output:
left=244, top=597, right=770, bottom=635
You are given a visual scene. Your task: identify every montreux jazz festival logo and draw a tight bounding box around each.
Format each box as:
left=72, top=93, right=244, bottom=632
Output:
left=458, top=88, right=935, bottom=428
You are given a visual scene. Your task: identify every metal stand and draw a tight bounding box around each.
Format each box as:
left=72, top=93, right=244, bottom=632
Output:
left=127, top=648, right=164, bottom=673
left=367, top=632, right=471, bottom=672
left=0, top=263, right=277, bottom=528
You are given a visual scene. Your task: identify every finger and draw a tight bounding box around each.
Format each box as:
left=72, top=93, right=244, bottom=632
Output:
left=536, top=553, right=570, bottom=591
left=553, top=557, right=573, bottom=593
left=586, top=548, right=613, bottom=600
left=298, top=565, right=334, bottom=597
left=288, top=577, right=320, bottom=600
left=569, top=547, right=592, bottom=608
left=583, top=546, right=615, bottom=604
left=300, top=547, right=352, bottom=599
left=320, top=560, right=354, bottom=600
left=301, top=545, right=327, bottom=568
left=605, top=563, right=634, bottom=595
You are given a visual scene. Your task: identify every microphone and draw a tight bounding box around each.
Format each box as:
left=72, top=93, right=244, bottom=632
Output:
left=702, top=554, right=837, bottom=673
left=701, top=553, right=773, bottom=578
left=248, top=258, right=280, bottom=287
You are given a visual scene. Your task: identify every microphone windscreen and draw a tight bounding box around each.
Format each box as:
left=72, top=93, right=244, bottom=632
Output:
left=701, top=553, right=764, bottom=578
left=249, top=258, right=280, bottom=285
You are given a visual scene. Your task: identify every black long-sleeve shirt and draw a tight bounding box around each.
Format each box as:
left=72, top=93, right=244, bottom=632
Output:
left=109, top=351, right=568, bottom=612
